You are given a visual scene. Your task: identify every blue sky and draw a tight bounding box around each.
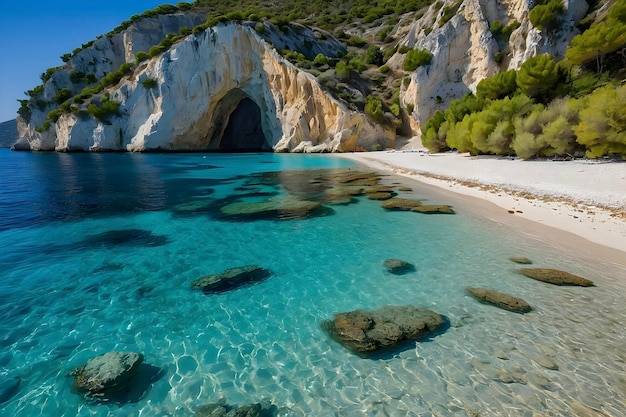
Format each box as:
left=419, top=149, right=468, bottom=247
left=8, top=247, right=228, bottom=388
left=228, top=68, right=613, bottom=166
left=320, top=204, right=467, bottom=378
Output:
left=0, top=0, right=170, bottom=122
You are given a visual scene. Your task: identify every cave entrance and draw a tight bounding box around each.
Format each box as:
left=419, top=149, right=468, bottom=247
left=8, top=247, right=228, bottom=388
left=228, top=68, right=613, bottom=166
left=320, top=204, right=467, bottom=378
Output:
left=216, top=96, right=269, bottom=152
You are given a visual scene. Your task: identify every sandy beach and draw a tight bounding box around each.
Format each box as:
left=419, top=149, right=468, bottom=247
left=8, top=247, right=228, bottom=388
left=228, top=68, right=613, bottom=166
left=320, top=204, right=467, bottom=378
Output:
left=339, top=151, right=626, bottom=265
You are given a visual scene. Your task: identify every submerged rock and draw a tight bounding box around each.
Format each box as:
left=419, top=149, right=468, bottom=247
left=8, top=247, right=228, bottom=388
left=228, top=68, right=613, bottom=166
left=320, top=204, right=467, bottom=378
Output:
left=411, top=204, right=455, bottom=214
left=381, top=197, right=423, bottom=210
left=383, top=259, right=415, bottom=275
left=518, top=268, right=595, bottom=287
left=191, top=265, right=272, bottom=294
left=82, top=229, right=169, bottom=248
left=382, top=198, right=455, bottom=214
left=466, top=287, right=532, bottom=313
left=220, top=197, right=322, bottom=220
left=366, top=192, right=395, bottom=200
left=509, top=257, right=533, bottom=264
left=322, top=305, right=445, bottom=354
left=70, top=351, right=143, bottom=400
left=196, top=401, right=275, bottom=417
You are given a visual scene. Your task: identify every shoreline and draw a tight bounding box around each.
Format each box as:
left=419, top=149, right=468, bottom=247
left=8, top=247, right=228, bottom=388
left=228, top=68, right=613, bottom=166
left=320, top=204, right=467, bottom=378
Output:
left=337, top=151, right=626, bottom=265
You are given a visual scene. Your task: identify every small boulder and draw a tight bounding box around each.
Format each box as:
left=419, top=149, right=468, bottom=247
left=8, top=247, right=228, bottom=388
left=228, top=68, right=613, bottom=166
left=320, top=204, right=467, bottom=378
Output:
left=509, top=257, right=533, bottom=264
left=322, top=305, right=445, bottom=354
left=466, top=287, right=532, bottom=313
left=70, top=351, right=143, bottom=400
left=383, top=258, right=415, bottom=275
left=191, top=265, right=272, bottom=294
left=518, top=268, right=594, bottom=286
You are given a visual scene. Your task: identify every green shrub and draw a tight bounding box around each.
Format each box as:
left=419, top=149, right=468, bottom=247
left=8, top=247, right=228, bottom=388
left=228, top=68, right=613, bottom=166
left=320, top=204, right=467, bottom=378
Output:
left=87, top=97, right=120, bottom=122
left=61, top=53, right=72, bottom=63
left=314, top=54, right=329, bottom=65
left=516, top=54, right=565, bottom=101
left=365, top=95, right=385, bottom=122
left=40, top=67, right=60, bottom=83
left=566, top=0, right=626, bottom=72
left=476, top=69, right=518, bottom=100
left=48, top=108, right=63, bottom=123
left=574, top=84, right=626, bottom=158
left=255, top=22, right=265, bottom=33
left=528, top=0, right=565, bottom=32
left=347, top=36, right=367, bottom=47
left=136, top=51, right=151, bottom=63
left=336, top=61, right=349, bottom=80
left=398, top=45, right=411, bottom=54
left=54, top=88, right=73, bottom=104
left=379, top=65, right=390, bottom=74
left=403, top=49, right=432, bottom=71
left=142, top=78, right=158, bottom=89
left=365, top=45, right=384, bottom=66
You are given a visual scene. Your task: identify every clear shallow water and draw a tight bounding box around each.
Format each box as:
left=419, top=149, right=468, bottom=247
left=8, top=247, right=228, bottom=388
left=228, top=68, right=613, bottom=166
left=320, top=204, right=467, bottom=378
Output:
left=1, top=149, right=625, bottom=416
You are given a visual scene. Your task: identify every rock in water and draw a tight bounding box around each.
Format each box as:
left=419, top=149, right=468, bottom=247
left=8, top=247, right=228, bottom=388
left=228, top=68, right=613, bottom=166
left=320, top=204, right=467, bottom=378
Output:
left=518, top=268, right=595, bottom=287
left=322, top=306, right=445, bottom=354
left=381, top=198, right=455, bottom=214
left=191, top=265, right=272, bottom=294
left=196, top=401, right=272, bottom=417
left=466, top=287, right=532, bottom=313
left=509, top=257, right=533, bottom=264
left=70, top=351, right=143, bottom=400
left=383, top=259, right=415, bottom=275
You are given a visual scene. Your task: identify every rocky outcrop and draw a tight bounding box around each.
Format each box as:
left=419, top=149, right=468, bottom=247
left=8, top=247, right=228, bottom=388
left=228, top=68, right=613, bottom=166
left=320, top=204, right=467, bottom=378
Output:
left=16, top=23, right=394, bottom=152
left=70, top=351, right=143, bottom=400
left=322, top=305, right=445, bottom=354
left=518, top=268, right=595, bottom=286
left=191, top=265, right=273, bottom=294
left=466, top=287, right=532, bottom=313
left=392, top=0, right=589, bottom=130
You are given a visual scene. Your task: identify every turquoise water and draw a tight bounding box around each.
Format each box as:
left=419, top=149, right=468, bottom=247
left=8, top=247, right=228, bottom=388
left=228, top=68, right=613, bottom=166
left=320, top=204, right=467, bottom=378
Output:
left=1, top=150, right=625, bottom=416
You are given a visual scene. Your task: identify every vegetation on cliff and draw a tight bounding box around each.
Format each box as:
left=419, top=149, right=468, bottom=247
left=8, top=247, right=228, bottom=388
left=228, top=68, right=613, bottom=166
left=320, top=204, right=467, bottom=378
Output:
left=423, top=0, right=626, bottom=159
left=16, top=0, right=626, bottom=158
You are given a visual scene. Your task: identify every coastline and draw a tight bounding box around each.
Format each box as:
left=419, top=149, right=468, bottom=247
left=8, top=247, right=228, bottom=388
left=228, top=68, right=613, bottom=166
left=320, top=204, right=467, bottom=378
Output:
left=338, top=151, right=626, bottom=265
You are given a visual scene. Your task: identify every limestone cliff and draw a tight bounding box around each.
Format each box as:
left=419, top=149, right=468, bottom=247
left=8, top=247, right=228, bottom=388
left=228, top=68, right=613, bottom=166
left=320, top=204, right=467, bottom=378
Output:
left=16, top=21, right=393, bottom=152
left=391, top=0, right=589, bottom=132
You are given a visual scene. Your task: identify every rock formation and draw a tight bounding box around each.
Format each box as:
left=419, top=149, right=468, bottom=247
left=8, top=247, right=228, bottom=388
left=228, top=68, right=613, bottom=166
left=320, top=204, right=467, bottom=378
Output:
left=16, top=22, right=394, bottom=152
left=70, top=351, right=144, bottom=400
left=191, top=265, right=273, bottom=294
left=322, top=305, right=445, bottom=354
left=466, top=287, right=532, bottom=313
left=518, top=268, right=595, bottom=286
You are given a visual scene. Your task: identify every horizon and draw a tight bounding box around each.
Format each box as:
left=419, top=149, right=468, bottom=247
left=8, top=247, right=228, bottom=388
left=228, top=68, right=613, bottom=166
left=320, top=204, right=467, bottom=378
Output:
left=0, top=0, right=168, bottom=123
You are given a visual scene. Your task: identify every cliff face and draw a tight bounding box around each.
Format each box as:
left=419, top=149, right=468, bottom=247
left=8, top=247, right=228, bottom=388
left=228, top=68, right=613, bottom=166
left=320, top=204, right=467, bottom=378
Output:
left=17, top=22, right=393, bottom=152
left=394, top=0, right=589, bottom=131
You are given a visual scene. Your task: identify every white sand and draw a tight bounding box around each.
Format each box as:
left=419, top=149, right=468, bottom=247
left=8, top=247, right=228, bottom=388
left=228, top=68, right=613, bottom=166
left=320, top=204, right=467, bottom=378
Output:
left=339, top=151, right=626, bottom=262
